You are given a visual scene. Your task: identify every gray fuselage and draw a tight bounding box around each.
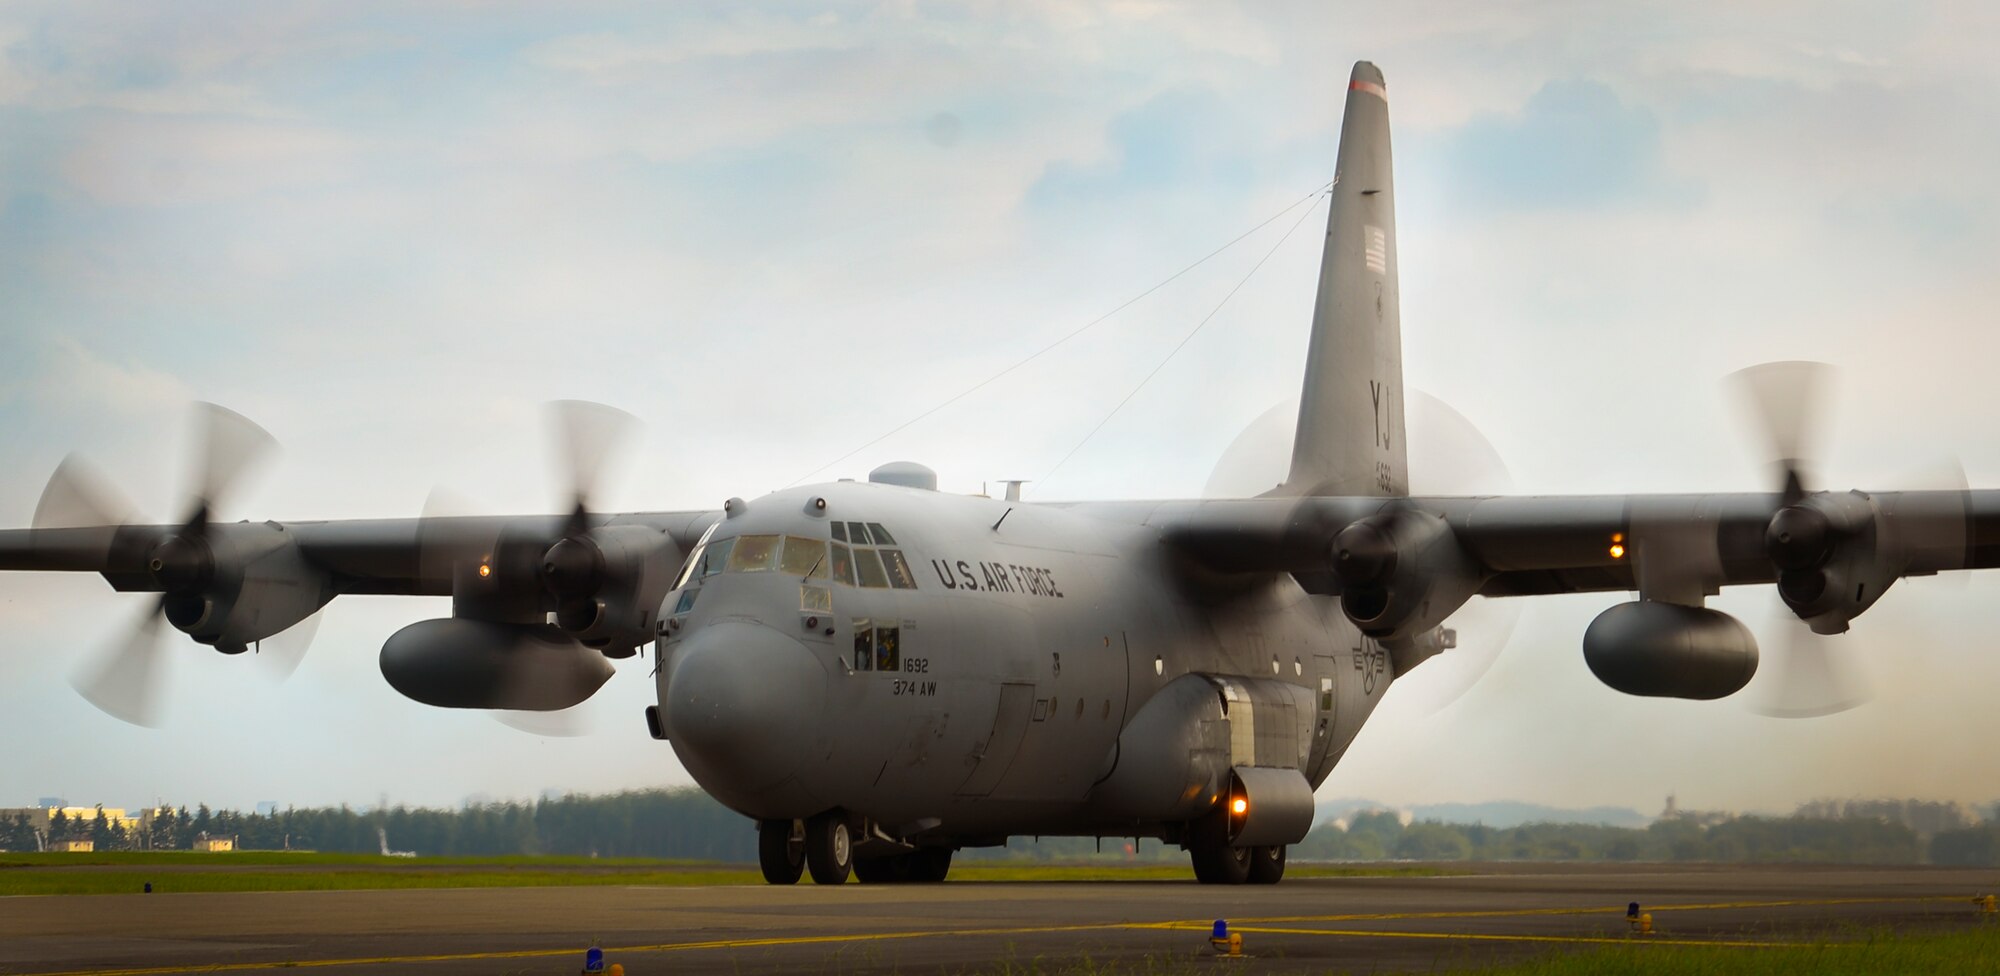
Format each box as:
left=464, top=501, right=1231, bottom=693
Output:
left=655, top=479, right=1391, bottom=844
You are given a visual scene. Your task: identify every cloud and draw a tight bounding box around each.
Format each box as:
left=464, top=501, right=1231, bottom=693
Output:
left=1434, top=79, right=1690, bottom=212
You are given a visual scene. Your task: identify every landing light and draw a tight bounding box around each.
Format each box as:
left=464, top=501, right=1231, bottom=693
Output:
left=1609, top=544, right=1625, bottom=560
left=477, top=563, right=492, bottom=578
left=1231, top=797, right=1248, bottom=816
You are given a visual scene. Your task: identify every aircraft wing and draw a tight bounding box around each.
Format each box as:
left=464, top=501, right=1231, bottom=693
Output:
left=1155, top=488, right=2000, bottom=637
left=0, top=506, right=720, bottom=723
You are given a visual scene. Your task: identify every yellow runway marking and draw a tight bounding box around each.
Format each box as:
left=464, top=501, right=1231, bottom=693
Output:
left=1211, top=894, right=1960, bottom=926
left=1207, top=924, right=1826, bottom=949
left=17, top=894, right=1944, bottom=976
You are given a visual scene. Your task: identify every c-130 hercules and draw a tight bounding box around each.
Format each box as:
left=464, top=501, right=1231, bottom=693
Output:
left=5, top=62, right=1995, bottom=885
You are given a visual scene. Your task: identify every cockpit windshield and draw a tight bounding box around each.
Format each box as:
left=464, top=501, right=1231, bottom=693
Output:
left=670, top=523, right=918, bottom=592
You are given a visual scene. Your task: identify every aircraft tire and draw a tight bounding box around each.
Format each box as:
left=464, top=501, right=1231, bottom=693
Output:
left=805, top=814, right=853, bottom=884
left=1189, top=842, right=1252, bottom=884
left=1247, top=844, right=1286, bottom=884
left=757, top=819, right=804, bottom=885
left=909, top=847, right=953, bottom=882
left=852, top=855, right=906, bottom=884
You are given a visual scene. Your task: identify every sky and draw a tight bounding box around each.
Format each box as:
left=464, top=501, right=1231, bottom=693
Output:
left=4, top=1, right=2000, bottom=818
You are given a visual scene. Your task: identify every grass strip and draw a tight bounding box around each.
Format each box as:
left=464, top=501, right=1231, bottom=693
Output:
left=1424, top=925, right=2000, bottom=976
left=2, top=857, right=1439, bottom=895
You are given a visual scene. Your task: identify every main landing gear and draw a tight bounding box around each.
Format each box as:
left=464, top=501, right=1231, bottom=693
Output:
left=853, top=847, right=953, bottom=883
left=759, top=815, right=954, bottom=884
left=1189, top=840, right=1287, bottom=884
left=1187, top=805, right=1286, bottom=885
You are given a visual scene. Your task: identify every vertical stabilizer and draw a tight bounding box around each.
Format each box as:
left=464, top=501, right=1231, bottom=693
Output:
left=1275, top=61, right=1406, bottom=498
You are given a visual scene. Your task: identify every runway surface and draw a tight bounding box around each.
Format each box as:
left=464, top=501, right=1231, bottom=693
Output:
left=5, top=863, right=1997, bottom=975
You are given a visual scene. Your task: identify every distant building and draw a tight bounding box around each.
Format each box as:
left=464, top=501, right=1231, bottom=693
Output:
left=1658, top=795, right=1736, bottom=827
left=192, top=836, right=234, bottom=852
left=56, top=839, right=93, bottom=852
left=35, top=797, right=65, bottom=809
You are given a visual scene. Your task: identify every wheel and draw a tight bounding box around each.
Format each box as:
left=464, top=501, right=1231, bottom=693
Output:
left=1190, top=842, right=1252, bottom=884
left=852, top=855, right=906, bottom=884
left=1247, top=844, right=1286, bottom=884
left=757, top=819, right=803, bottom=885
left=805, top=813, right=853, bottom=884
left=908, top=847, right=953, bottom=882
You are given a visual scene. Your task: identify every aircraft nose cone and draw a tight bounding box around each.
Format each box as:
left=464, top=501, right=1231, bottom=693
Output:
left=664, top=621, right=824, bottom=798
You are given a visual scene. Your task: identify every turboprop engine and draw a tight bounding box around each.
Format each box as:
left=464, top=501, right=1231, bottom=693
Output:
left=1582, top=601, right=1759, bottom=700
left=135, top=522, right=332, bottom=653
left=1330, top=509, right=1484, bottom=647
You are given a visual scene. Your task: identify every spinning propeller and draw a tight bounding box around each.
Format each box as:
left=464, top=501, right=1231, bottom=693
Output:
left=1205, top=391, right=1519, bottom=713
left=1725, top=361, right=1969, bottom=718
left=40, top=404, right=317, bottom=727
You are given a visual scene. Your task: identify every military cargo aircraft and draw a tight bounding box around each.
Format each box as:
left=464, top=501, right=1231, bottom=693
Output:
left=3, top=62, right=1993, bottom=885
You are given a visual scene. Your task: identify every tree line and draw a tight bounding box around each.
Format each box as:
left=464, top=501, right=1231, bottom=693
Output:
left=1297, top=809, right=2000, bottom=866
left=7, top=791, right=2000, bottom=866
left=1, top=790, right=758, bottom=860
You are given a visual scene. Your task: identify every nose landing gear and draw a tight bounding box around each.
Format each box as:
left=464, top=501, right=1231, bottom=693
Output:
left=757, top=819, right=805, bottom=884
left=804, top=812, right=853, bottom=884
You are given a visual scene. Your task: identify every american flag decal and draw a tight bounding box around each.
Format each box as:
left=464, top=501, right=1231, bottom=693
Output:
left=1363, top=224, right=1387, bottom=274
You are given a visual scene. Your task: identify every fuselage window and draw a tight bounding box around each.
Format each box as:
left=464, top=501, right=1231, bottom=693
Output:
left=852, top=619, right=873, bottom=671
left=780, top=535, right=830, bottom=578
left=874, top=624, right=901, bottom=671
left=879, top=549, right=917, bottom=589
left=727, top=534, right=781, bottom=573
left=673, top=587, right=700, bottom=615
left=854, top=548, right=890, bottom=588
left=800, top=584, right=832, bottom=613
left=830, top=543, right=857, bottom=586
left=699, top=538, right=734, bottom=579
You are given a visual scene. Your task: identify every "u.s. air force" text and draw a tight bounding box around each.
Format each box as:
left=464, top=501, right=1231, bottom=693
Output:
left=928, top=559, right=1064, bottom=598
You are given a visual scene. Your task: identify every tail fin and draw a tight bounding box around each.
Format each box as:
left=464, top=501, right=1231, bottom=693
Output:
left=1275, top=61, right=1406, bottom=498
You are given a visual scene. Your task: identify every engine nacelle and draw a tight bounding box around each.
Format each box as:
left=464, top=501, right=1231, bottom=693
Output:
left=1332, top=511, right=1484, bottom=647
left=1766, top=491, right=1898, bottom=635
left=380, top=618, right=614, bottom=710
left=1582, top=601, right=1758, bottom=700
left=542, top=524, right=684, bottom=656
left=161, top=523, right=332, bottom=654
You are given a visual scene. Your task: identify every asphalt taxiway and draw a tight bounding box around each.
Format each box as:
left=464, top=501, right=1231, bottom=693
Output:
left=4, top=863, right=1996, bottom=975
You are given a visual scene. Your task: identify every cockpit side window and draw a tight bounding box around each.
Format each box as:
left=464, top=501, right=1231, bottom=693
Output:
left=699, top=538, right=734, bottom=578
left=831, top=521, right=849, bottom=543
left=672, top=545, right=705, bottom=590
left=866, top=522, right=895, bottom=545
left=830, top=543, right=857, bottom=586
left=846, top=521, right=873, bottom=545
left=727, top=534, right=781, bottom=572
left=879, top=549, right=917, bottom=589
left=779, top=536, right=830, bottom=578
left=854, top=548, right=890, bottom=588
